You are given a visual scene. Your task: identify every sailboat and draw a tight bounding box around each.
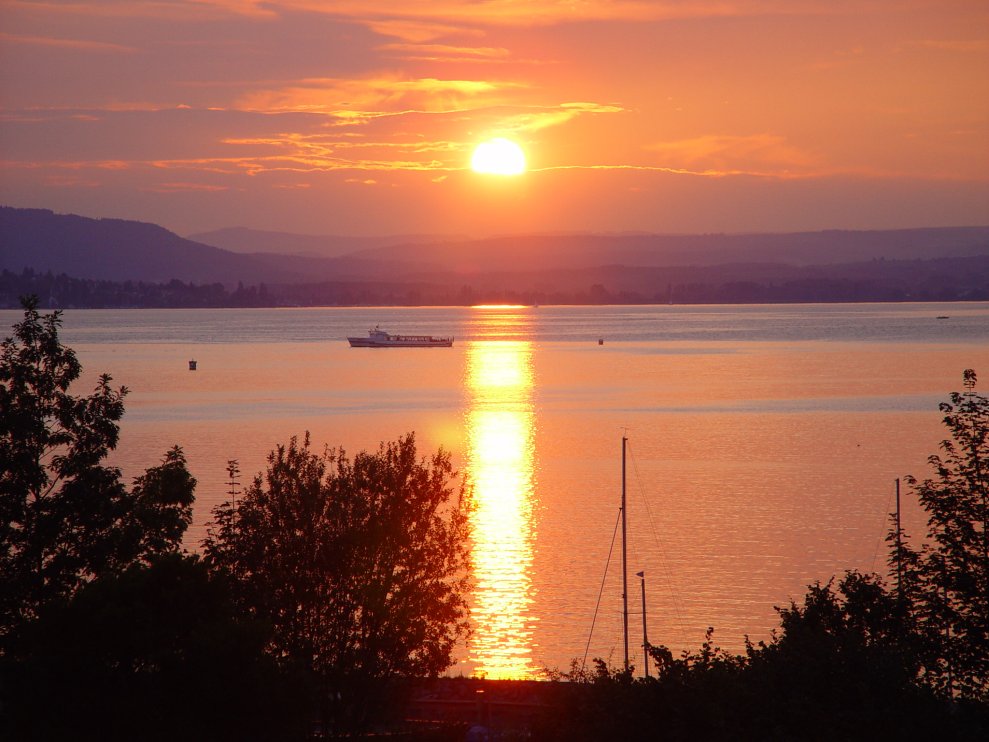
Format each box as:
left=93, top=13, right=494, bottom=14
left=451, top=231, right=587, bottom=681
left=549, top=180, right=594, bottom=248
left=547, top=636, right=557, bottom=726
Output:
left=582, top=435, right=651, bottom=678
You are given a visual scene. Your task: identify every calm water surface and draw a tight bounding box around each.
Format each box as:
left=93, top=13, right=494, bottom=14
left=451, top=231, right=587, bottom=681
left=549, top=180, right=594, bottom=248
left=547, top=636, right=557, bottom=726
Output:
left=7, top=303, right=989, bottom=678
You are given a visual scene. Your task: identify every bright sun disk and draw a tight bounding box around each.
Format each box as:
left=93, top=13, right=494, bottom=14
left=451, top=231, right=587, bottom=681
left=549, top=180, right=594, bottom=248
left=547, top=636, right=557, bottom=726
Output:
left=471, top=138, right=526, bottom=176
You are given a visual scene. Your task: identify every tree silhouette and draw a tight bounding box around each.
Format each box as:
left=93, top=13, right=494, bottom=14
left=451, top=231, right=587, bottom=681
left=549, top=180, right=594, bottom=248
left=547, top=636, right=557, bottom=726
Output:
left=0, top=296, right=195, bottom=646
left=896, top=368, right=989, bottom=699
left=204, top=432, right=471, bottom=726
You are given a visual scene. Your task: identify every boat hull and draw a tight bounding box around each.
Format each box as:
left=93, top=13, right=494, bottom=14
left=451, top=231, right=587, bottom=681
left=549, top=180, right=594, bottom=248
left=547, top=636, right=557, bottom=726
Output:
left=348, top=328, right=453, bottom=347
left=348, top=339, right=453, bottom=347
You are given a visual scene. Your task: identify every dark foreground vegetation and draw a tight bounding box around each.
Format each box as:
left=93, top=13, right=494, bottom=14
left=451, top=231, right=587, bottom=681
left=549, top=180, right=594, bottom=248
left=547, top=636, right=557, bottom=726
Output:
left=529, top=368, right=989, bottom=739
left=2, top=297, right=988, bottom=740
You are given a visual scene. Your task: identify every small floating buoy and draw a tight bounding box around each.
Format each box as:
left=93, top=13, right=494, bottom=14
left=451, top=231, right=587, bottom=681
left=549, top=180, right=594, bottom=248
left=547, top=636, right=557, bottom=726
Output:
left=598, top=338, right=604, bottom=345
left=188, top=359, right=197, bottom=371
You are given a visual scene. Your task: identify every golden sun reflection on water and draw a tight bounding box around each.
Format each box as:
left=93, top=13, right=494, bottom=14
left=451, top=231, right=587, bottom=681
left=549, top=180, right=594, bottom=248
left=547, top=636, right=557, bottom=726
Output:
left=465, top=338, right=537, bottom=679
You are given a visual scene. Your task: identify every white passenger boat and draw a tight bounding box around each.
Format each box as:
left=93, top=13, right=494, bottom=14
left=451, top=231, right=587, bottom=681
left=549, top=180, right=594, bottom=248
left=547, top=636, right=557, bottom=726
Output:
left=347, top=326, right=454, bottom=348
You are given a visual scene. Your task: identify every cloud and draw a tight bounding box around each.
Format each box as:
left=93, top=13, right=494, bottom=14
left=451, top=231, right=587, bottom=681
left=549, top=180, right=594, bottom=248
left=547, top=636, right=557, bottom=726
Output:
left=367, top=19, right=484, bottom=43
left=0, top=98, right=629, bottom=185
left=2, top=1, right=267, bottom=20
left=646, top=134, right=823, bottom=176
left=43, top=174, right=101, bottom=188
left=378, top=42, right=512, bottom=63
left=2, top=159, right=132, bottom=172
left=0, top=31, right=136, bottom=53
left=144, top=181, right=230, bottom=193
left=497, top=102, right=626, bottom=133
left=235, top=75, right=523, bottom=115
left=139, top=149, right=456, bottom=176
left=190, top=1, right=854, bottom=26
left=15, top=1, right=872, bottom=27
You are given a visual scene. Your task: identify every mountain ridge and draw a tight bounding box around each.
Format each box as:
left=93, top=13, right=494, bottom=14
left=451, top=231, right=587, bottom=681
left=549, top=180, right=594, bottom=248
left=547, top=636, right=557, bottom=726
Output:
left=2, top=207, right=988, bottom=305
left=187, top=227, right=467, bottom=259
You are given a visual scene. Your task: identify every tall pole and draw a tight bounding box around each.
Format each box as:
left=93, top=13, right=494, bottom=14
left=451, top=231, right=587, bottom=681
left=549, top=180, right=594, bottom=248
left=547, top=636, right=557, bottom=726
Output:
left=637, top=570, right=649, bottom=678
left=895, top=478, right=903, bottom=602
left=622, top=435, right=629, bottom=673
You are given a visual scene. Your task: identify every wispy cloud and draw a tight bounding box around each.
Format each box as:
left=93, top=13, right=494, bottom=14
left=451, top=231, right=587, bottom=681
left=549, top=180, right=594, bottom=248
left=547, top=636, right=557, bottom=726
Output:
left=43, top=173, right=101, bottom=188
left=2, top=1, right=267, bottom=20
left=143, top=181, right=230, bottom=193
left=12, top=1, right=871, bottom=26
left=235, top=75, right=521, bottom=115
left=497, top=102, right=625, bottom=133
left=190, top=1, right=856, bottom=26
left=3, top=159, right=133, bottom=171
left=0, top=31, right=135, bottom=53
left=0, top=98, right=630, bottom=184
left=646, top=134, right=823, bottom=176
left=367, top=19, right=484, bottom=43
left=378, top=42, right=513, bottom=63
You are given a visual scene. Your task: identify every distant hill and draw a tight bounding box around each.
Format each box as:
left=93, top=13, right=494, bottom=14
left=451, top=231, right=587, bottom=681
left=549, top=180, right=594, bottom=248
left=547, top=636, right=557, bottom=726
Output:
left=2, top=206, right=988, bottom=305
left=1, top=207, right=274, bottom=284
left=0, top=207, right=421, bottom=285
left=188, top=227, right=464, bottom=259
left=345, top=228, right=989, bottom=273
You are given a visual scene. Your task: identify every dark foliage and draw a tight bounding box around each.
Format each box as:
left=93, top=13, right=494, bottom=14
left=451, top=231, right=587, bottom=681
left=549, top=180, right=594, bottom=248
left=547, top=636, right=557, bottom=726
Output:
left=535, top=371, right=989, bottom=739
left=896, top=369, right=989, bottom=699
left=0, top=301, right=315, bottom=739
left=0, top=297, right=194, bottom=645
left=0, top=554, right=310, bottom=742
left=204, top=433, right=472, bottom=729
left=536, top=575, right=988, bottom=741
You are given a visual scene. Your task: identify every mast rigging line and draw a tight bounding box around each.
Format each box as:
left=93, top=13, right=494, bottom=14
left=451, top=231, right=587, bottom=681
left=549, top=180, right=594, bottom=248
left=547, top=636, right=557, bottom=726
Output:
left=581, top=505, right=623, bottom=675
left=625, top=439, right=689, bottom=649
left=870, top=478, right=897, bottom=575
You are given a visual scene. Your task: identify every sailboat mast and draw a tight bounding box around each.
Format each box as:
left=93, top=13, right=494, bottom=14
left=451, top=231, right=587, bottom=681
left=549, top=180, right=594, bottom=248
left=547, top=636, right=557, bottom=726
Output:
left=638, top=570, right=649, bottom=678
left=895, top=478, right=903, bottom=601
left=622, top=435, right=629, bottom=673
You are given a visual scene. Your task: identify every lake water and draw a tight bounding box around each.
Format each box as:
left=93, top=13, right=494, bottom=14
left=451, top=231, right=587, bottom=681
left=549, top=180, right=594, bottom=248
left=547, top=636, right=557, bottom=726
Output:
left=6, top=302, right=989, bottom=679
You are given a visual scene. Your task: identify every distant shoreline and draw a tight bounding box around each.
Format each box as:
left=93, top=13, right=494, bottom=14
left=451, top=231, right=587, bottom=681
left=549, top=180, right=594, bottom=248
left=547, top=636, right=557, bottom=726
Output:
left=3, top=270, right=987, bottom=310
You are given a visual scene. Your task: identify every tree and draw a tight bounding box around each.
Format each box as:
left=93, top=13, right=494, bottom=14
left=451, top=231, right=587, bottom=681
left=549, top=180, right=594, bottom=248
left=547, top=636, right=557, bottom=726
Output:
left=0, top=296, right=195, bottom=645
left=897, top=368, right=989, bottom=699
left=203, top=433, right=471, bottom=698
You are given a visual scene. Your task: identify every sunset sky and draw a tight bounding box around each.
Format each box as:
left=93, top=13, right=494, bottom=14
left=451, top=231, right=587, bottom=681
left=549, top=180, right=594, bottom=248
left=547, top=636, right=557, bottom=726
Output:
left=1, top=0, right=987, bottom=237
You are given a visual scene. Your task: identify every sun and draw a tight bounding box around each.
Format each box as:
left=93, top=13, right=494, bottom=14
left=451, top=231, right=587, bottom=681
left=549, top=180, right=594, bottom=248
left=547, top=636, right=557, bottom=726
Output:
left=470, top=138, right=526, bottom=176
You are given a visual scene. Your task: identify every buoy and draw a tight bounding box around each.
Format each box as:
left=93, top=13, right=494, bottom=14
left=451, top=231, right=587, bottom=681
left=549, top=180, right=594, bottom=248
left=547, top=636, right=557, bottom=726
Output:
left=189, top=359, right=197, bottom=371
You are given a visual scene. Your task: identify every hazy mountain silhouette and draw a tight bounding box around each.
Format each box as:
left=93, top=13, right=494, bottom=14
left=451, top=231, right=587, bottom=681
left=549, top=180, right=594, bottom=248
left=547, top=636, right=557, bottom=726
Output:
left=3, top=207, right=988, bottom=301
left=188, top=227, right=465, bottom=258
left=344, top=229, right=989, bottom=273
left=0, top=208, right=424, bottom=284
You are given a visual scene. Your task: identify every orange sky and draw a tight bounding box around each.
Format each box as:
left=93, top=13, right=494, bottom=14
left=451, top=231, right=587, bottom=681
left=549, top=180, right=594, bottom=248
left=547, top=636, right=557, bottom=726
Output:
left=1, top=0, right=987, bottom=236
